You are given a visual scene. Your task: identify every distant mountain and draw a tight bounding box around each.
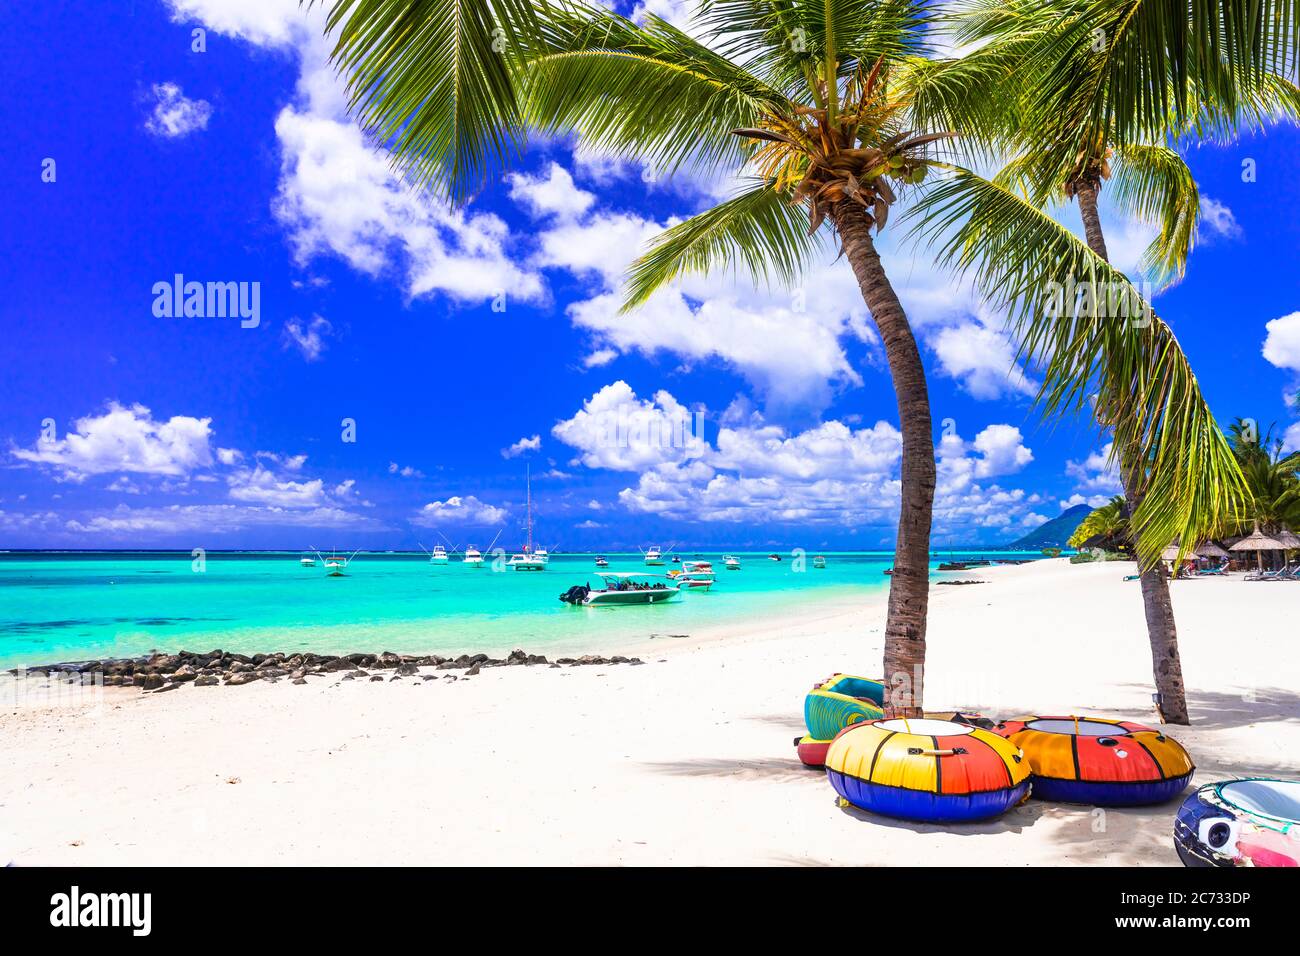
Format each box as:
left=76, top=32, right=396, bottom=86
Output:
left=1005, top=504, right=1093, bottom=550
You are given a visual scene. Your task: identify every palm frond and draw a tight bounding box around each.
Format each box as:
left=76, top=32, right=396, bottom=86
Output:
left=520, top=3, right=789, bottom=179
left=622, top=179, right=827, bottom=309
left=314, top=0, right=538, bottom=204
left=1108, top=143, right=1199, bottom=288
left=908, top=166, right=1249, bottom=563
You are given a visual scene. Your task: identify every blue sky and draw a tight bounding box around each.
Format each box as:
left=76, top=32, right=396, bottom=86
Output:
left=1, top=0, right=1298, bottom=551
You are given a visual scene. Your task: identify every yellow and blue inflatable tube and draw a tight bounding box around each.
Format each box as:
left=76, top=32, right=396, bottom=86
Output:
left=826, top=717, right=1031, bottom=822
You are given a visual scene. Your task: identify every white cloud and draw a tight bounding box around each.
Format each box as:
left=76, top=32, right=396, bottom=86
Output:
left=508, top=163, right=595, bottom=221
left=143, top=82, right=212, bottom=138
left=1262, top=311, right=1300, bottom=373
left=552, top=381, right=708, bottom=471
left=388, top=461, right=424, bottom=478
left=65, top=503, right=384, bottom=535
left=502, top=434, right=542, bottom=459
left=928, top=321, right=1037, bottom=400
left=11, top=402, right=214, bottom=479
left=1064, top=442, right=1123, bottom=495
left=575, top=519, right=604, bottom=529
left=411, top=496, right=509, bottom=527
left=226, top=463, right=331, bottom=508
left=164, top=0, right=307, bottom=48
left=1199, top=196, right=1243, bottom=240
left=273, top=108, right=545, bottom=305
left=282, top=314, right=332, bottom=361
left=1283, top=421, right=1300, bottom=453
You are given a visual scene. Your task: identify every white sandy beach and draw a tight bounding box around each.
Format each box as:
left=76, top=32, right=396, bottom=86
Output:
left=2, top=558, right=1296, bottom=866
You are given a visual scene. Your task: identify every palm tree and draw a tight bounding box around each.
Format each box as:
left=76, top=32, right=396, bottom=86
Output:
left=908, top=0, right=1297, bottom=722
left=1227, top=418, right=1300, bottom=532
left=521, top=1, right=954, bottom=713
left=1068, top=495, right=1129, bottom=551
left=320, top=0, right=1255, bottom=719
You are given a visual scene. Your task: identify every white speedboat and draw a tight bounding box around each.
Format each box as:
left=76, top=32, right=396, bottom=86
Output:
left=317, top=549, right=360, bottom=577
left=672, top=560, right=715, bottom=590
left=724, top=555, right=741, bottom=570
left=463, top=546, right=484, bottom=567
left=813, top=555, right=827, bottom=569
left=299, top=551, right=315, bottom=567
left=643, top=546, right=665, bottom=566
left=534, top=548, right=550, bottom=566
left=559, top=573, right=683, bottom=607
left=429, top=544, right=449, bottom=565
left=594, top=555, right=609, bottom=568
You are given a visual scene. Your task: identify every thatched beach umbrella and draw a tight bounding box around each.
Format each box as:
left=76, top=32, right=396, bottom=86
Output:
left=1161, top=543, right=1198, bottom=562
left=1196, top=541, right=1230, bottom=559
left=1229, top=524, right=1286, bottom=571
left=1274, top=528, right=1300, bottom=550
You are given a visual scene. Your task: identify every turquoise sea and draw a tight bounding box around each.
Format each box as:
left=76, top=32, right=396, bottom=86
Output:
left=0, top=550, right=1044, bottom=669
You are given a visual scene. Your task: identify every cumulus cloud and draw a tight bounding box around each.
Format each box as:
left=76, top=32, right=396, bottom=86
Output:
left=388, top=461, right=424, bottom=478
left=1263, top=311, right=1300, bottom=373
left=1199, top=196, right=1243, bottom=240
left=508, top=163, right=595, bottom=221
left=552, top=381, right=708, bottom=471
left=143, top=82, right=212, bottom=138
left=1064, top=442, right=1123, bottom=496
left=411, top=496, right=509, bottom=527
left=282, top=314, right=332, bottom=361
left=501, top=435, right=542, bottom=459
left=928, top=321, right=1037, bottom=400
left=11, top=402, right=214, bottom=480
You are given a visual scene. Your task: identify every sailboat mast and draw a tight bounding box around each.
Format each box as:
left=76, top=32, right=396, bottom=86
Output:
left=526, top=464, right=533, bottom=553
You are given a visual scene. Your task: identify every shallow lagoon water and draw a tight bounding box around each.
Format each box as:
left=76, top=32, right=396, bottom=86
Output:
left=0, top=550, right=1041, bottom=668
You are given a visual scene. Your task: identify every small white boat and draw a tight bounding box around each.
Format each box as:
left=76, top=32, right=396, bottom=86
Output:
left=299, top=552, right=315, bottom=567
left=724, top=555, right=741, bottom=570
left=511, top=466, right=546, bottom=571
left=559, top=573, right=683, bottom=607
left=595, top=555, right=609, bottom=568
left=534, top=548, right=550, bottom=566
left=509, top=550, right=546, bottom=571
left=643, top=546, right=665, bottom=566
left=463, top=546, right=484, bottom=567
left=315, top=548, right=360, bottom=577
left=769, top=553, right=782, bottom=562
left=813, top=555, right=827, bottom=569
left=672, top=560, right=715, bottom=590
left=429, top=544, right=449, bottom=565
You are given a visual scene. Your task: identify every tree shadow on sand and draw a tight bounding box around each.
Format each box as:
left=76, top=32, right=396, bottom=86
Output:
left=1177, top=685, right=1300, bottom=731
left=641, top=755, right=819, bottom=785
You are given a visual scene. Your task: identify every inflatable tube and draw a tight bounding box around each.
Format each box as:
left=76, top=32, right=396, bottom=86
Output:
left=795, top=675, right=887, bottom=767
left=994, top=716, right=1193, bottom=806
left=1174, top=778, right=1300, bottom=867
left=825, top=718, right=1030, bottom=822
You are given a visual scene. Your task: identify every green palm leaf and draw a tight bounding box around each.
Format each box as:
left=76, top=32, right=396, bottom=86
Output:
left=909, top=166, right=1249, bottom=563
left=622, top=179, right=827, bottom=309
left=314, top=0, right=539, bottom=204
left=521, top=4, right=789, bottom=178
left=1108, top=143, right=1199, bottom=287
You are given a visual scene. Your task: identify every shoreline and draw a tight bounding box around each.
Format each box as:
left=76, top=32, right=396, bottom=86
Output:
left=3, top=558, right=1295, bottom=866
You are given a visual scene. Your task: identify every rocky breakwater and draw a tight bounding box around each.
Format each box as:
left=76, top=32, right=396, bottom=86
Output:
left=9, top=648, right=648, bottom=694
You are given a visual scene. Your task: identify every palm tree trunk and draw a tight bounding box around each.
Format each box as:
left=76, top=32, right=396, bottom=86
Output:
left=833, top=200, right=934, bottom=716
left=1075, top=182, right=1190, bottom=725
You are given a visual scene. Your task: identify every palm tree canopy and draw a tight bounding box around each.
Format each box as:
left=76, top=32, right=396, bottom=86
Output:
left=913, top=0, right=1300, bottom=287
